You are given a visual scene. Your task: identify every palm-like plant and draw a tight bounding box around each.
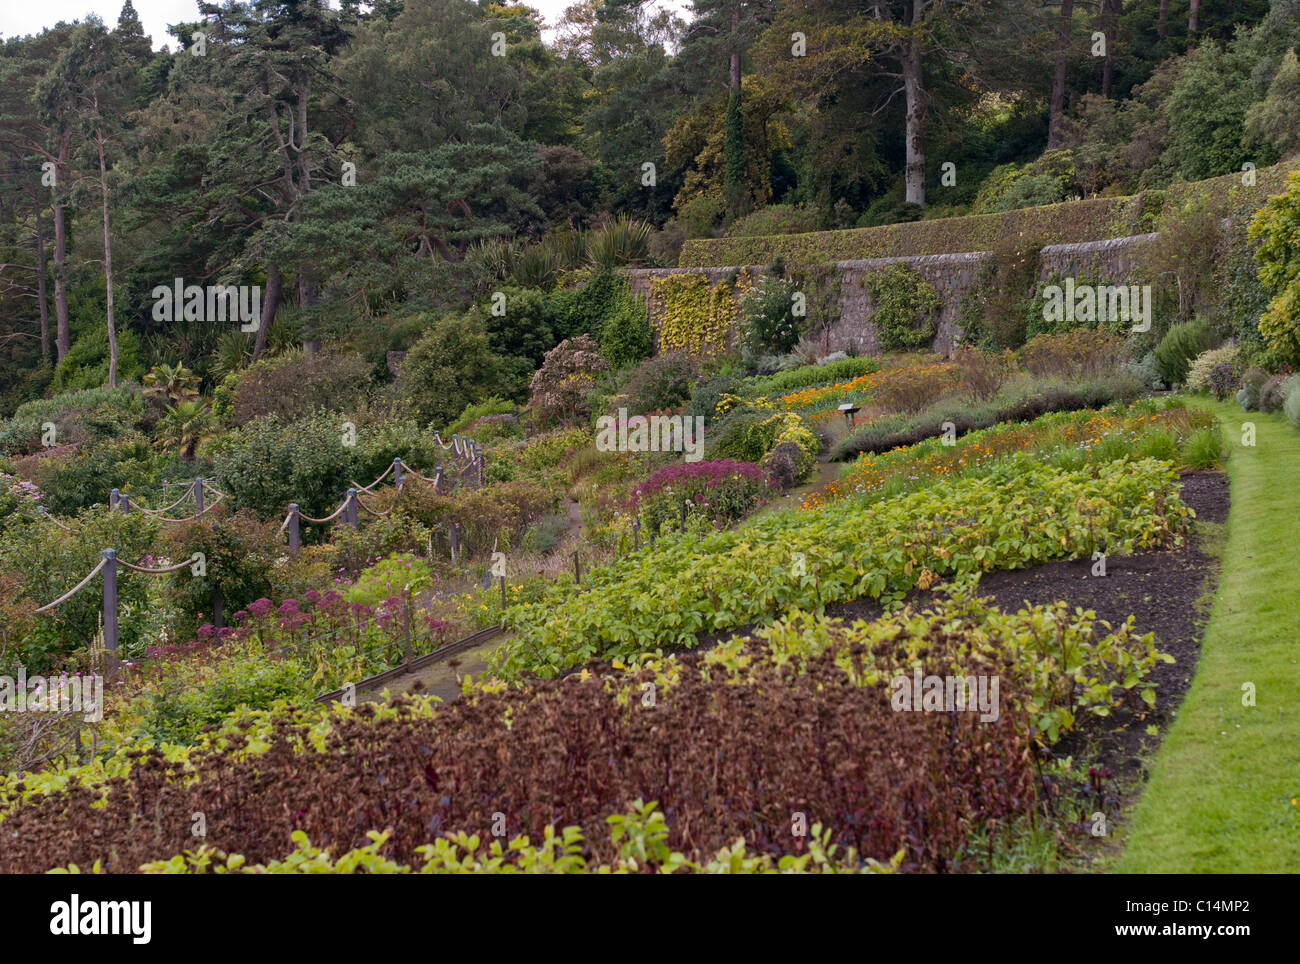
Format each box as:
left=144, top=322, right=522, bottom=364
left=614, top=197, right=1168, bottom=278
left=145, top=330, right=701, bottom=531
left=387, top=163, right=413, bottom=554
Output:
left=157, top=399, right=212, bottom=461
left=586, top=215, right=653, bottom=269
left=142, top=362, right=201, bottom=408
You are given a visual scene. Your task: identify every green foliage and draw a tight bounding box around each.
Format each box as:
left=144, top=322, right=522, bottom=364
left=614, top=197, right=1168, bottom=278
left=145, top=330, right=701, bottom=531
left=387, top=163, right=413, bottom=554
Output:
left=139, top=656, right=312, bottom=747
left=621, top=353, right=699, bottom=413
left=230, top=350, right=373, bottom=424
left=679, top=161, right=1299, bottom=269
left=863, top=265, right=941, bottom=350
left=727, top=204, right=822, bottom=237
left=344, top=553, right=435, bottom=608
left=164, top=509, right=280, bottom=636
left=213, top=413, right=356, bottom=521
left=34, top=434, right=183, bottom=515
left=597, top=283, right=653, bottom=370
left=1283, top=375, right=1300, bottom=427
left=1248, top=170, right=1300, bottom=368
left=1154, top=321, right=1220, bottom=386
left=0, top=387, right=145, bottom=457
left=55, top=326, right=146, bottom=391
left=399, top=314, right=504, bottom=427
left=740, top=357, right=881, bottom=397
left=585, top=216, right=653, bottom=269
left=495, top=457, right=1192, bottom=679
left=448, top=397, right=517, bottom=434
left=1186, top=345, right=1241, bottom=394
left=740, top=275, right=803, bottom=359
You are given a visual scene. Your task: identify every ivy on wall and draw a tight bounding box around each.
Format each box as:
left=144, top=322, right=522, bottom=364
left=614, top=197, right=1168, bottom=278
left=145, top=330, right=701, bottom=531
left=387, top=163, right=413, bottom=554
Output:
left=863, top=265, right=942, bottom=351
left=651, top=270, right=755, bottom=357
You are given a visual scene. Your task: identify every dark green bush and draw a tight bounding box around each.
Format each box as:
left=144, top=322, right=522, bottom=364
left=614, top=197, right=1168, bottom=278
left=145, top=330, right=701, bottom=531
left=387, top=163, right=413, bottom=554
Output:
left=230, top=350, right=373, bottom=424
left=213, top=413, right=358, bottom=522
left=1154, top=321, right=1219, bottom=386
left=622, top=353, right=699, bottom=414
left=399, top=315, right=504, bottom=428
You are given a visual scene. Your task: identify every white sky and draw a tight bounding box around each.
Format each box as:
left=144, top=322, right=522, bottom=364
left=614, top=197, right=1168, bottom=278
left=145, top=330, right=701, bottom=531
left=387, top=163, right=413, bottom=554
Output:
left=0, top=1, right=688, bottom=50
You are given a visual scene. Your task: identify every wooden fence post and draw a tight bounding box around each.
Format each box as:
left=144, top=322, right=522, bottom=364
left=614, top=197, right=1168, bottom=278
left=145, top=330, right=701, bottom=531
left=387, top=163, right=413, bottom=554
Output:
left=403, top=588, right=413, bottom=672
left=345, top=488, right=358, bottom=527
left=393, top=457, right=404, bottom=492
left=193, top=476, right=204, bottom=514
left=101, top=548, right=118, bottom=672
left=573, top=551, right=581, bottom=584
left=288, top=503, right=300, bottom=549
left=109, top=488, right=119, bottom=512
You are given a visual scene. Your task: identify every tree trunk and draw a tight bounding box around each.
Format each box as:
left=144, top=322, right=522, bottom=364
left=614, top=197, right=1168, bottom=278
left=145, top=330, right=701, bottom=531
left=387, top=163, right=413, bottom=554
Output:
left=252, top=265, right=282, bottom=362
left=97, top=133, right=118, bottom=390
left=1101, top=0, right=1118, bottom=98
left=34, top=200, right=49, bottom=365
left=1158, top=0, right=1169, bottom=38
left=902, top=36, right=926, bottom=206
left=1189, top=0, right=1199, bottom=33
left=52, top=137, right=72, bottom=364
left=1048, top=0, right=1075, bottom=148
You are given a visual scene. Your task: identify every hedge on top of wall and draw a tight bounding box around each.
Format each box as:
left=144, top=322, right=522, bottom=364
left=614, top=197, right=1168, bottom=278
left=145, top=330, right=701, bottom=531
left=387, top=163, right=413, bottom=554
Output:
left=678, top=158, right=1300, bottom=269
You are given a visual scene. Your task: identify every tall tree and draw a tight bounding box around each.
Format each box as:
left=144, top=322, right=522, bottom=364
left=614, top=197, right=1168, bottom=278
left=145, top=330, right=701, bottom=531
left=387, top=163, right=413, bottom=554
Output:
left=0, top=25, right=78, bottom=362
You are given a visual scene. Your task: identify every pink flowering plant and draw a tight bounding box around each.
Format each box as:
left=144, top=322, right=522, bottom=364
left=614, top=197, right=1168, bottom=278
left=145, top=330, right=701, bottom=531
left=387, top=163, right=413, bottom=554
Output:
left=629, top=459, right=773, bottom=534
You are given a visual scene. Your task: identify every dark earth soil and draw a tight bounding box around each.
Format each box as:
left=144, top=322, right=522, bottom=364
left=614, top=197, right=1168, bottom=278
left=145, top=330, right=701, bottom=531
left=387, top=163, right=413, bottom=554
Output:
left=694, top=469, right=1228, bottom=848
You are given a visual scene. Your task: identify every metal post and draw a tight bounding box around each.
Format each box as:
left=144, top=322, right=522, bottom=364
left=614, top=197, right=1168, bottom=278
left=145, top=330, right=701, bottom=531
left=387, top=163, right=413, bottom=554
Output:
left=101, top=549, right=118, bottom=669
left=393, top=457, right=404, bottom=492
left=288, top=503, right=300, bottom=549
left=193, top=476, right=204, bottom=514
left=345, top=488, right=358, bottom=527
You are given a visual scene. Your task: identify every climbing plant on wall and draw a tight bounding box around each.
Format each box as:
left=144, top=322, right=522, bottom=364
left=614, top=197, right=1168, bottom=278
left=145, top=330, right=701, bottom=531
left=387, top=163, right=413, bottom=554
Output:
left=863, top=264, right=943, bottom=351
left=652, top=271, right=755, bottom=357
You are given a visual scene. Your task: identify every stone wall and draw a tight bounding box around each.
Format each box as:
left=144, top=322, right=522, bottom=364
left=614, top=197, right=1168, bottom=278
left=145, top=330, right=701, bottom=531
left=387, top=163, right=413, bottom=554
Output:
left=625, top=231, right=1159, bottom=356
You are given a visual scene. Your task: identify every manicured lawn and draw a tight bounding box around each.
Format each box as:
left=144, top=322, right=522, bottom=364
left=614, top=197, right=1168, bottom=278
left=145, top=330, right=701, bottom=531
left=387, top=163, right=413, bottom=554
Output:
left=1118, top=400, right=1300, bottom=872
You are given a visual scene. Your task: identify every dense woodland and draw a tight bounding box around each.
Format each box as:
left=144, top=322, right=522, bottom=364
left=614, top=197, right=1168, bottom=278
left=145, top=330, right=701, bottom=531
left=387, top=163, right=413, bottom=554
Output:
left=0, top=0, right=1297, bottom=412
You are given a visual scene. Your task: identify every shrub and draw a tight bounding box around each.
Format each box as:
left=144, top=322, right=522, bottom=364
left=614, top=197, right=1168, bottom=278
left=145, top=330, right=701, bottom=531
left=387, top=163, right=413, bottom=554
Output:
left=228, top=351, right=372, bottom=424
left=1283, top=375, right=1300, bottom=426
left=0, top=386, right=145, bottom=457
left=399, top=480, right=558, bottom=558
left=399, top=315, right=504, bottom=428
left=476, top=286, right=557, bottom=375
left=1186, top=344, right=1240, bottom=393
left=741, top=357, right=880, bottom=397
left=689, top=372, right=743, bottom=420
left=1154, top=321, right=1219, bottom=386
left=1209, top=363, right=1238, bottom=401
left=164, top=508, right=281, bottom=638
left=214, top=413, right=357, bottom=521
left=1244, top=367, right=1270, bottom=410
left=621, top=353, right=699, bottom=414
left=345, top=553, right=437, bottom=608
left=951, top=347, right=1008, bottom=401
left=448, top=397, right=517, bottom=434
left=55, top=325, right=146, bottom=390
left=739, top=275, right=803, bottom=359
left=528, top=336, right=609, bottom=428
left=1260, top=375, right=1290, bottom=414
left=726, top=203, right=823, bottom=237
left=1020, top=328, right=1125, bottom=380
left=863, top=265, right=941, bottom=351
left=629, top=459, right=772, bottom=532
left=1123, top=351, right=1166, bottom=390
